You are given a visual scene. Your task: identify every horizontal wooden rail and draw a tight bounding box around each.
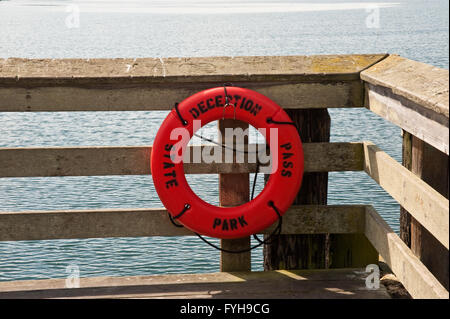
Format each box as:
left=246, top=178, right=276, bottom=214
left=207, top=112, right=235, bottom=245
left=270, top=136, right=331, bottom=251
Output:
left=0, top=142, right=364, bottom=177
left=361, top=55, right=449, bottom=155
left=364, top=206, right=448, bottom=299
left=0, top=54, right=387, bottom=111
left=363, top=142, right=449, bottom=249
left=0, top=205, right=366, bottom=241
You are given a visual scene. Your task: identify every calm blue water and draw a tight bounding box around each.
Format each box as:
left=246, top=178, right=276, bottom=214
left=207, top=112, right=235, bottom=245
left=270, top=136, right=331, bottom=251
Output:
left=0, top=0, right=448, bottom=281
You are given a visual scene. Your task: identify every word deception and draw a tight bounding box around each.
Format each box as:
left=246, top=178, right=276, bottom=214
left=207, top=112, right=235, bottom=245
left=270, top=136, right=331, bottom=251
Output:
left=189, top=95, right=263, bottom=119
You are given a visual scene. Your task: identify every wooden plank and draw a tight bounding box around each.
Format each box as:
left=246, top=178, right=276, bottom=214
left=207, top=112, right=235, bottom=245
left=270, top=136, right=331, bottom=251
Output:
left=363, top=142, right=449, bottom=249
left=364, top=82, right=449, bottom=155
left=364, top=206, right=448, bottom=299
left=0, top=142, right=364, bottom=178
left=0, top=54, right=387, bottom=111
left=0, top=205, right=366, bottom=241
left=304, top=142, right=363, bottom=172
left=0, top=269, right=390, bottom=299
left=263, top=205, right=366, bottom=235
left=0, top=55, right=388, bottom=82
left=0, top=82, right=362, bottom=112
left=361, top=55, right=449, bottom=117
left=409, top=137, right=449, bottom=289
left=218, top=119, right=251, bottom=272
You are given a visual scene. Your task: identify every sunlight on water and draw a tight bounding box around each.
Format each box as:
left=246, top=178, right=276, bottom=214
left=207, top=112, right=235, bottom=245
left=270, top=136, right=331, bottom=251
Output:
left=4, top=0, right=401, bottom=13
left=43, top=1, right=401, bottom=14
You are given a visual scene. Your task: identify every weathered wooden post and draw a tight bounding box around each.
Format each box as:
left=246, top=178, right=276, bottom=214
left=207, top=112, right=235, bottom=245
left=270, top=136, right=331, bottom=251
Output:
left=401, top=132, right=449, bottom=289
left=218, top=119, right=251, bottom=272
left=400, top=131, right=412, bottom=247
left=264, top=109, right=330, bottom=269
left=263, top=109, right=378, bottom=270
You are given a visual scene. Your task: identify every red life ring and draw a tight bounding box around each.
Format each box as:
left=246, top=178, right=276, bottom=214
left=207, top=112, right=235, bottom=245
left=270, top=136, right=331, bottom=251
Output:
left=151, top=86, right=304, bottom=239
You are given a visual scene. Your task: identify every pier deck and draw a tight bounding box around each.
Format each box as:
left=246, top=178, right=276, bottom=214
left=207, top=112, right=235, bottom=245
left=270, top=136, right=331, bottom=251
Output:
left=0, top=269, right=390, bottom=299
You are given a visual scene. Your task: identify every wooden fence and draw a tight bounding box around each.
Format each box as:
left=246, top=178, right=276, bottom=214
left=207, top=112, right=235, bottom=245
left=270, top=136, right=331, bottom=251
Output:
left=0, top=54, right=448, bottom=298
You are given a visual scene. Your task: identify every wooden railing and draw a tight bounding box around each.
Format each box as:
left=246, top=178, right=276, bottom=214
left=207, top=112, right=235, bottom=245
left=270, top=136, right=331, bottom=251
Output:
left=0, top=54, right=448, bottom=299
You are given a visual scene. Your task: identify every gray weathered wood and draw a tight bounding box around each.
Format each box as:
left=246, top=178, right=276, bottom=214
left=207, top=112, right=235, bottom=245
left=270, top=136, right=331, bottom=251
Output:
left=218, top=119, right=251, bottom=272
left=0, top=55, right=387, bottom=111
left=0, top=269, right=390, bottom=299
left=0, top=142, right=364, bottom=177
left=363, top=142, right=449, bottom=249
left=361, top=55, right=449, bottom=154
left=0, top=55, right=388, bottom=82
left=364, top=206, right=448, bottom=299
left=399, top=130, right=412, bottom=247
left=409, top=137, right=449, bottom=289
left=0, top=205, right=366, bottom=241
left=364, top=83, right=449, bottom=155
left=264, top=108, right=331, bottom=270
left=361, top=55, right=449, bottom=117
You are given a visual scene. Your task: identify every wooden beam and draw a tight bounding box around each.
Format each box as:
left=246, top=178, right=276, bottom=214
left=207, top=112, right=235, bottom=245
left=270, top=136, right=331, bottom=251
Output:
left=0, top=142, right=364, bottom=178
left=0, top=205, right=366, bottom=241
left=0, top=82, right=362, bottom=112
left=0, top=55, right=387, bottom=112
left=304, top=142, right=363, bottom=172
left=364, top=83, right=449, bottom=155
left=361, top=55, right=449, bottom=118
left=364, top=206, right=448, bottom=299
left=361, top=55, right=449, bottom=154
left=264, top=108, right=331, bottom=270
left=409, top=137, right=449, bottom=289
left=363, top=142, right=449, bottom=249
left=399, top=130, right=412, bottom=247
left=0, top=55, right=388, bottom=83
left=218, top=119, right=251, bottom=272
left=263, top=205, right=366, bottom=235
